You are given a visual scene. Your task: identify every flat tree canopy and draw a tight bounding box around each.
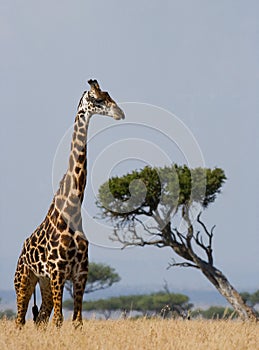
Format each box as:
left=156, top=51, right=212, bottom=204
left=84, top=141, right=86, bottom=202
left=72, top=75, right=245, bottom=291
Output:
left=63, top=291, right=191, bottom=318
left=98, top=165, right=226, bottom=226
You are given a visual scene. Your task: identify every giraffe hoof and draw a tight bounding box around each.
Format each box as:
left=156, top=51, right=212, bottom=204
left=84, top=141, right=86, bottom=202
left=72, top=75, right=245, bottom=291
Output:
left=72, top=320, right=83, bottom=330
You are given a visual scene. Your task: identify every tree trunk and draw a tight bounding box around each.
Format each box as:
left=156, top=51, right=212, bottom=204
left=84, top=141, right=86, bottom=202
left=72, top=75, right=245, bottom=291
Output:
left=194, top=259, right=258, bottom=321
left=164, top=219, right=258, bottom=321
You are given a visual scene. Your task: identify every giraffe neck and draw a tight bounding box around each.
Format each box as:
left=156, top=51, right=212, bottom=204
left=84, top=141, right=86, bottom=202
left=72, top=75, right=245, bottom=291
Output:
left=66, top=110, right=90, bottom=201
left=48, top=110, right=91, bottom=233
left=59, top=112, right=90, bottom=203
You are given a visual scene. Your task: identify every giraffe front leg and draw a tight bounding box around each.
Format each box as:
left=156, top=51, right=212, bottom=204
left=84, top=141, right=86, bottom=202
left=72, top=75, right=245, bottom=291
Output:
left=51, top=273, right=65, bottom=328
left=72, top=273, right=88, bottom=329
left=36, top=277, right=54, bottom=326
left=14, top=264, right=38, bottom=328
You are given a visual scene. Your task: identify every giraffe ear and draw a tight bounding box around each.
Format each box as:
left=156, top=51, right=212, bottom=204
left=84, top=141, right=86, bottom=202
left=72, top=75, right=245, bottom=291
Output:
left=88, top=79, right=101, bottom=94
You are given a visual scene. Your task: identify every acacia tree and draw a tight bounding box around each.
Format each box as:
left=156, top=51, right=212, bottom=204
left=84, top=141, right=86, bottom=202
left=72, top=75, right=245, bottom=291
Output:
left=63, top=292, right=191, bottom=319
left=65, top=262, right=120, bottom=298
left=98, top=165, right=257, bottom=321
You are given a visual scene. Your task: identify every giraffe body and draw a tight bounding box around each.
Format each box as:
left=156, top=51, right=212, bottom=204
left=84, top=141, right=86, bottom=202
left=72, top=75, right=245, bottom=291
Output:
left=14, top=80, right=125, bottom=327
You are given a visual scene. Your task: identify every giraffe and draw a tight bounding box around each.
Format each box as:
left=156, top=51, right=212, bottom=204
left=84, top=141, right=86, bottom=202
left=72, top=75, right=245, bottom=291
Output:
left=14, top=79, right=125, bottom=328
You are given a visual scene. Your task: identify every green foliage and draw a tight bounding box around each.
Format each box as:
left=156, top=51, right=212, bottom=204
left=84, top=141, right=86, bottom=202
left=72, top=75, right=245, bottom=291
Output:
left=64, top=292, right=191, bottom=314
left=240, top=292, right=251, bottom=304
left=0, top=309, right=16, bottom=320
left=63, top=299, right=73, bottom=310
left=86, top=262, right=121, bottom=293
left=99, top=167, right=162, bottom=215
left=250, top=290, right=259, bottom=306
left=192, top=306, right=237, bottom=319
left=65, top=262, right=121, bottom=298
left=0, top=298, right=15, bottom=320
left=98, top=165, right=226, bottom=222
left=241, top=290, right=259, bottom=307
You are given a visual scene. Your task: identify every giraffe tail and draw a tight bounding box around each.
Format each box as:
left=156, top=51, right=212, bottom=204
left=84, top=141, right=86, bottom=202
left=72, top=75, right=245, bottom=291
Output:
left=32, top=288, right=39, bottom=322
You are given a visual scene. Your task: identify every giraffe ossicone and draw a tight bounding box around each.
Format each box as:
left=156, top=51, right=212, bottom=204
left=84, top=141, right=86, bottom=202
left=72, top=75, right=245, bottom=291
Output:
left=14, top=80, right=125, bottom=328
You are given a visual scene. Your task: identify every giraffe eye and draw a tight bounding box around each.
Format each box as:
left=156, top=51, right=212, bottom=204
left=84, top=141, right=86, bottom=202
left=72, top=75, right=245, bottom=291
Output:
left=96, top=98, right=103, bottom=104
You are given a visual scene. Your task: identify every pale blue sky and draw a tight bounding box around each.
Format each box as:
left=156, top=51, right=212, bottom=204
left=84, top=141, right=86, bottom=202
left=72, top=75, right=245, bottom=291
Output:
left=0, top=0, right=258, bottom=294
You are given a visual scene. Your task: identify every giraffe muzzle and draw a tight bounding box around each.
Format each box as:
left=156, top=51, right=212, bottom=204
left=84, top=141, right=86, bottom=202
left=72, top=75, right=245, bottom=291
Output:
left=113, top=105, right=125, bottom=120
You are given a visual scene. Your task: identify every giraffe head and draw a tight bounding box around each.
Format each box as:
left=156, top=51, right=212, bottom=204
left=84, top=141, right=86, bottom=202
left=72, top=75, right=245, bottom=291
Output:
left=78, top=79, right=125, bottom=120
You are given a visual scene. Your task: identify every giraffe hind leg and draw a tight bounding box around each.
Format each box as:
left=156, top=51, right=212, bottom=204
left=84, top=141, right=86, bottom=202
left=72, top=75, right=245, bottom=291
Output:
left=14, top=265, right=38, bottom=328
left=36, top=277, right=54, bottom=326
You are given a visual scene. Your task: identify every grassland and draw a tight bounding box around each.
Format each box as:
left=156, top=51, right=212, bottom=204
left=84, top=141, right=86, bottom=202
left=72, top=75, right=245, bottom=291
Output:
left=0, top=319, right=258, bottom=350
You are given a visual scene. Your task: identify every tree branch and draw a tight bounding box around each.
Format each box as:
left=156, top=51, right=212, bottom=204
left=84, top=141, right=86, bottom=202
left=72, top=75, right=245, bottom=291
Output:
left=167, top=259, right=199, bottom=270
left=196, top=212, right=215, bottom=265
left=173, top=227, right=187, bottom=246
left=111, top=225, right=165, bottom=249
left=133, top=216, right=161, bottom=236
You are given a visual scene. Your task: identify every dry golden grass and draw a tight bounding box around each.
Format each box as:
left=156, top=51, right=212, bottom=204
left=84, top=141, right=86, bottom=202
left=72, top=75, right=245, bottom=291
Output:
left=0, top=319, right=258, bottom=350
